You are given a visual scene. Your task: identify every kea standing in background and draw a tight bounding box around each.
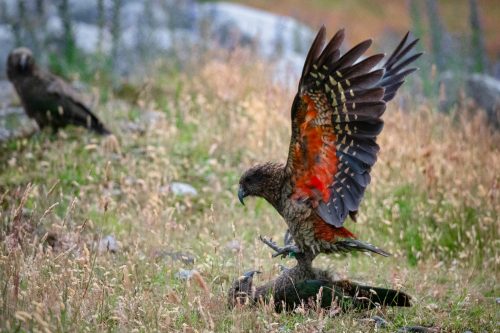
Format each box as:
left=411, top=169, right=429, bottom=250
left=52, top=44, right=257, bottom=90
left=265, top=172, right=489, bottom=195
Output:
left=238, top=26, right=421, bottom=259
left=7, top=47, right=111, bottom=135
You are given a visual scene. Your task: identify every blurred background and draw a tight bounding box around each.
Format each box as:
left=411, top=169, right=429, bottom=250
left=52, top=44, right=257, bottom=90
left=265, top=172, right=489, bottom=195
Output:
left=0, top=1, right=498, bottom=331
left=0, top=0, right=499, bottom=139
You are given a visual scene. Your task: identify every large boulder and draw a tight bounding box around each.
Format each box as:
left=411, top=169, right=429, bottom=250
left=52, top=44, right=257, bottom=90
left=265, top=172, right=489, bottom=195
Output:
left=466, top=74, right=500, bottom=127
left=197, top=2, right=314, bottom=82
left=0, top=25, right=15, bottom=79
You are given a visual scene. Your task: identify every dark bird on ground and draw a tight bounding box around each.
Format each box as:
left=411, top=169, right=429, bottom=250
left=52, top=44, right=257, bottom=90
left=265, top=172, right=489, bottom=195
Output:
left=238, top=27, right=422, bottom=258
left=228, top=236, right=411, bottom=312
left=6, top=47, right=110, bottom=135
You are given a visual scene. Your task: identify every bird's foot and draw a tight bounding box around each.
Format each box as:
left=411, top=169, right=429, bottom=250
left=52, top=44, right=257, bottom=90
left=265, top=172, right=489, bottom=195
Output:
left=259, top=235, right=301, bottom=258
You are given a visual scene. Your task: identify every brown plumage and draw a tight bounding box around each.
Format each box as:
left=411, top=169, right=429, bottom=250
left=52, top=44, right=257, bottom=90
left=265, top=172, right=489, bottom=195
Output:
left=6, top=47, right=110, bottom=135
left=228, top=238, right=411, bottom=312
left=238, top=27, right=422, bottom=257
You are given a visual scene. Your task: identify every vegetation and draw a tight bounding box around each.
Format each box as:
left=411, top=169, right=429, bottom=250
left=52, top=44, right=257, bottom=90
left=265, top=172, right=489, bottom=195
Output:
left=1, top=0, right=499, bottom=331
left=1, top=48, right=498, bottom=331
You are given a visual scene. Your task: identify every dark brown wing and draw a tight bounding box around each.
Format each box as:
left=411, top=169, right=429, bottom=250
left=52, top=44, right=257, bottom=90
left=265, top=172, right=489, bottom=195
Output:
left=285, top=27, right=421, bottom=228
left=46, top=74, right=111, bottom=135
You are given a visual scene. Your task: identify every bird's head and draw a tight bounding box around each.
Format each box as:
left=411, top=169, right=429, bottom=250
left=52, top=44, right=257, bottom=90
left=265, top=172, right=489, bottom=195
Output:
left=7, top=47, right=36, bottom=80
left=238, top=162, right=283, bottom=205
left=227, top=270, right=260, bottom=307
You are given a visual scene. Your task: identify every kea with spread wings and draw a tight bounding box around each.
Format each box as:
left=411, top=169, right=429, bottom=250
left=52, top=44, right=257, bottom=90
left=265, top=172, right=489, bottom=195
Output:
left=238, top=27, right=421, bottom=258
left=7, top=47, right=110, bottom=135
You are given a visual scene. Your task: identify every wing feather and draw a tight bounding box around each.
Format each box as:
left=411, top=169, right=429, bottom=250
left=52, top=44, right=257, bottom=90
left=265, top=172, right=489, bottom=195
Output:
left=46, top=75, right=110, bottom=134
left=286, top=28, right=421, bottom=228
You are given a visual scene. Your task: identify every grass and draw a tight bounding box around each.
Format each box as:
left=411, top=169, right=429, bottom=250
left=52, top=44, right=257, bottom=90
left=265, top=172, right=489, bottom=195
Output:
left=0, top=50, right=499, bottom=332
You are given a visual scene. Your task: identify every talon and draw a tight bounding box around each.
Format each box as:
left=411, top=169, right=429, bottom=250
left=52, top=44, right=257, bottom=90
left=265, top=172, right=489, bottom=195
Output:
left=259, top=235, right=300, bottom=258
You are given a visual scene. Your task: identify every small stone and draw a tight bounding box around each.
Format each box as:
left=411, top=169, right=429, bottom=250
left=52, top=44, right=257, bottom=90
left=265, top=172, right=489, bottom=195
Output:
left=140, top=110, right=165, bottom=125
left=99, top=235, right=119, bottom=253
left=170, top=182, right=198, bottom=196
left=496, top=297, right=500, bottom=304
left=225, top=240, right=242, bottom=252
left=175, top=269, right=197, bottom=281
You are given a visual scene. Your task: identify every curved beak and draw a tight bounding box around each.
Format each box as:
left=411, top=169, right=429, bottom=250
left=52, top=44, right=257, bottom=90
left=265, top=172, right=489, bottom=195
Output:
left=243, top=270, right=261, bottom=279
left=238, top=186, right=247, bottom=205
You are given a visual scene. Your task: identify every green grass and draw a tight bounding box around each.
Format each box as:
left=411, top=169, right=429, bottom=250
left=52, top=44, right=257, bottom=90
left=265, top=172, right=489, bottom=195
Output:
left=0, top=53, right=498, bottom=332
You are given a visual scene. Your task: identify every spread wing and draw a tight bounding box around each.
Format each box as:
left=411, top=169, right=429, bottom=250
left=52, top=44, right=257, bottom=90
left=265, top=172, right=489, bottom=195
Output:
left=46, top=74, right=111, bottom=135
left=285, top=26, right=421, bottom=227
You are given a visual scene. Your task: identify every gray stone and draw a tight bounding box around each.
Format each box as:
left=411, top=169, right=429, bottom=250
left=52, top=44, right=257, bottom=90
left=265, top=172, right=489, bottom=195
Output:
left=0, top=80, right=17, bottom=108
left=197, top=2, right=314, bottom=58
left=175, top=268, right=196, bottom=280
left=99, top=235, right=119, bottom=253
left=0, top=25, right=15, bottom=80
left=439, top=70, right=463, bottom=111
left=0, top=107, right=38, bottom=142
left=74, top=22, right=112, bottom=54
left=170, top=182, right=198, bottom=196
left=225, top=240, right=242, bottom=252
left=68, top=0, right=113, bottom=24
left=466, top=73, right=500, bottom=127
left=196, top=2, right=314, bottom=82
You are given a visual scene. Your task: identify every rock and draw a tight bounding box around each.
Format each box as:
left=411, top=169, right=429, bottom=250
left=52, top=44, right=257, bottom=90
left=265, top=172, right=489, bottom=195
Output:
left=0, top=107, right=39, bottom=142
left=496, top=297, right=500, bottom=304
left=0, top=25, right=15, bottom=80
left=438, top=70, right=463, bottom=111
left=99, top=235, right=119, bottom=253
left=198, top=2, right=313, bottom=58
left=74, top=22, right=112, bottom=54
left=439, top=72, right=500, bottom=128
left=225, top=240, right=242, bottom=252
left=175, top=268, right=196, bottom=280
left=466, top=73, right=500, bottom=127
left=0, top=80, right=17, bottom=108
left=140, top=110, right=166, bottom=125
left=197, top=2, right=314, bottom=83
left=68, top=0, right=112, bottom=24
left=170, top=182, right=198, bottom=196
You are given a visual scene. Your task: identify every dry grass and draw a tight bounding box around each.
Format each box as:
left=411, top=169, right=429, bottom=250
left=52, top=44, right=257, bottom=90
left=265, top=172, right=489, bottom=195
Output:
left=0, top=51, right=499, bottom=332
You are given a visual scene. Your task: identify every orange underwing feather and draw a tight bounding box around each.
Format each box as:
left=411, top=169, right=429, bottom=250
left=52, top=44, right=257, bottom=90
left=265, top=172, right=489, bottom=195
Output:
left=312, top=215, right=355, bottom=241
left=292, top=95, right=337, bottom=204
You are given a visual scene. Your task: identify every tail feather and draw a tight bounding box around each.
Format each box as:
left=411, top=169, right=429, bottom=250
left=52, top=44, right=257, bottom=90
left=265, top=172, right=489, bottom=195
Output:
left=333, top=279, right=412, bottom=308
left=335, top=239, right=391, bottom=257
left=277, top=279, right=412, bottom=312
left=351, top=284, right=412, bottom=307
left=91, top=121, right=112, bottom=135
